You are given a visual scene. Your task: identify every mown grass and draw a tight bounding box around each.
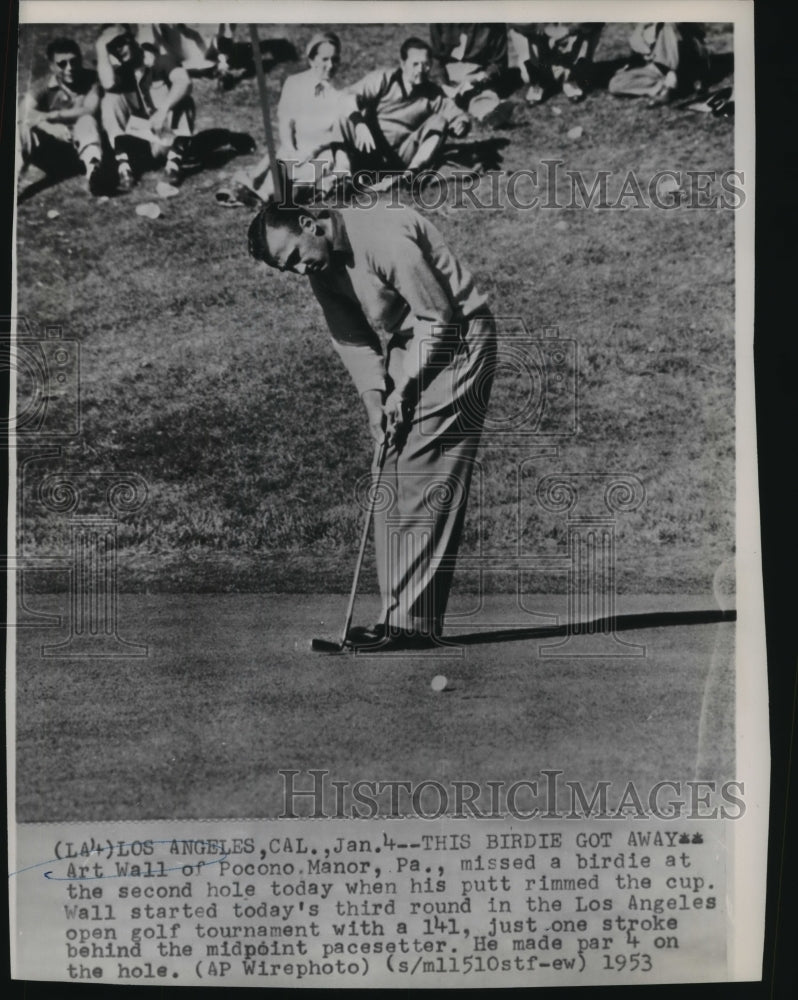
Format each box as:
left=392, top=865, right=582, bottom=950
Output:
left=15, top=594, right=724, bottom=820
left=16, top=22, right=735, bottom=593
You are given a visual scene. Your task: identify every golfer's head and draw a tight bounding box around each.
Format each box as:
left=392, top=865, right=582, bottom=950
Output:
left=248, top=201, right=333, bottom=276
left=400, top=37, right=431, bottom=88
left=47, top=38, right=82, bottom=86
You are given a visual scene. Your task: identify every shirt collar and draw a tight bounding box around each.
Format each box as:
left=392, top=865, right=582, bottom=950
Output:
left=328, top=210, right=354, bottom=266
left=392, top=66, right=411, bottom=98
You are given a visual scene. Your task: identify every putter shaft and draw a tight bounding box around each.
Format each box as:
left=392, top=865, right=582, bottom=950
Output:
left=339, top=437, right=388, bottom=646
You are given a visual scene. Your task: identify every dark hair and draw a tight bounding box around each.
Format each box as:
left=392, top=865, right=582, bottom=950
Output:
left=100, top=24, right=136, bottom=53
left=247, top=199, right=307, bottom=267
left=400, top=36, right=431, bottom=61
left=46, top=38, right=81, bottom=62
left=307, top=31, right=341, bottom=61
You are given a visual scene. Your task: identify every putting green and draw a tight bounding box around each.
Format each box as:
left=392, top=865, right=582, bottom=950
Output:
left=14, top=594, right=734, bottom=821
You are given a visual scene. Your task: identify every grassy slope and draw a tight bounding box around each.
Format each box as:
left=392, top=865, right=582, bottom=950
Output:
left=16, top=23, right=735, bottom=593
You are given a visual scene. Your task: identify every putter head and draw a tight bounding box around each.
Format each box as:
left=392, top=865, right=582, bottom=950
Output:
left=310, top=637, right=347, bottom=653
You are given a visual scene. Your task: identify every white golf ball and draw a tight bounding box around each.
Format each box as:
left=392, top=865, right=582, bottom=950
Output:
left=431, top=675, right=448, bottom=692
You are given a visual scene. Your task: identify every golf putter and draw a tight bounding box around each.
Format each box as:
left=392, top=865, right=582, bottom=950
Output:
left=312, top=435, right=389, bottom=652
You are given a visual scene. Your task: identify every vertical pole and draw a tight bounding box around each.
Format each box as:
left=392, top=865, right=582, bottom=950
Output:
left=248, top=23, right=283, bottom=202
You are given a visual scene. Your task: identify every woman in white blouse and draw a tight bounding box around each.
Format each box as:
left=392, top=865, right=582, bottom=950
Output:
left=219, top=31, right=352, bottom=204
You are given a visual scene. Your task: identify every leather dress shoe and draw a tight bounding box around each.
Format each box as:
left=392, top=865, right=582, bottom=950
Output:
left=346, top=624, right=438, bottom=650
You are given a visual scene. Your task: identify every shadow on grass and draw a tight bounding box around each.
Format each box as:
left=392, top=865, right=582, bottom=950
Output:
left=440, top=137, right=511, bottom=172
left=215, top=37, right=299, bottom=90
left=182, top=128, right=257, bottom=173
left=117, top=128, right=257, bottom=187
left=439, top=608, right=736, bottom=648
left=17, top=128, right=256, bottom=200
left=17, top=169, right=79, bottom=203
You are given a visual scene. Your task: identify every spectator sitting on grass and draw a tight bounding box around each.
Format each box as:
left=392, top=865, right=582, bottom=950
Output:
left=429, top=23, right=515, bottom=126
left=96, top=23, right=195, bottom=191
left=136, top=23, right=240, bottom=86
left=345, top=37, right=471, bottom=190
left=17, top=36, right=103, bottom=196
left=608, top=23, right=710, bottom=104
left=508, top=23, right=604, bottom=104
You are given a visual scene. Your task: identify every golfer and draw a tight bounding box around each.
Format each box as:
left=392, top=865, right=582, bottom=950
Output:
left=248, top=201, right=496, bottom=649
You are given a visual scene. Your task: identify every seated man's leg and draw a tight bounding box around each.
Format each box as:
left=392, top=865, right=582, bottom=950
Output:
left=650, top=23, right=682, bottom=76
left=101, top=90, right=138, bottom=189
left=333, top=113, right=387, bottom=176
left=21, top=122, right=79, bottom=177
left=468, top=88, right=514, bottom=125
left=550, top=25, right=603, bottom=101
left=101, top=90, right=132, bottom=149
left=442, top=60, right=512, bottom=124
left=573, top=22, right=604, bottom=71
left=442, top=60, right=475, bottom=89
left=563, top=24, right=604, bottom=99
left=613, top=24, right=706, bottom=101
left=508, top=28, right=532, bottom=83
left=608, top=62, right=665, bottom=97
left=651, top=23, right=709, bottom=93
left=521, top=31, right=558, bottom=102
left=71, top=113, right=103, bottom=188
left=174, top=24, right=217, bottom=72
left=508, top=22, right=553, bottom=97
left=162, top=91, right=195, bottom=182
left=395, top=113, right=449, bottom=172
